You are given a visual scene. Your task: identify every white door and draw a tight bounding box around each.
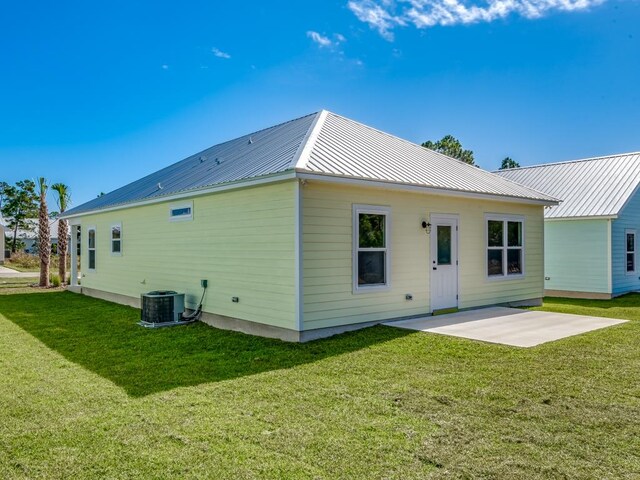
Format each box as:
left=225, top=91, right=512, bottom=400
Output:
left=430, top=215, right=459, bottom=311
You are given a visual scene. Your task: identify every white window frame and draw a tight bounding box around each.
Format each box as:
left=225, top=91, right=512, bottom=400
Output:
left=87, top=226, right=97, bottom=271
left=625, top=229, right=636, bottom=275
left=110, top=222, right=122, bottom=256
left=352, top=204, right=391, bottom=294
left=485, top=214, right=525, bottom=280
left=169, top=201, right=193, bottom=222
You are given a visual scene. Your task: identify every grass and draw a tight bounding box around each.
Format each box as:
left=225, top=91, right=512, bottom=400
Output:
left=0, top=291, right=639, bottom=478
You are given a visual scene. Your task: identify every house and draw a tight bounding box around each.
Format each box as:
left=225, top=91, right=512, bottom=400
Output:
left=0, top=216, right=63, bottom=255
left=497, top=152, right=640, bottom=299
left=60, top=111, right=557, bottom=341
left=0, top=220, right=5, bottom=263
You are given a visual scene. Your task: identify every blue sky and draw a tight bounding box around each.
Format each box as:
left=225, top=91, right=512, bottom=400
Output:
left=1, top=0, right=639, bottom=207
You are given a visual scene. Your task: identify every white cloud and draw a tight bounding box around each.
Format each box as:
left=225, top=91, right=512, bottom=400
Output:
left=307, top=30, right=334, bottom=47
left=348, top=0, right=606, bottom=38
left=212, top=47, right=231, bottom=59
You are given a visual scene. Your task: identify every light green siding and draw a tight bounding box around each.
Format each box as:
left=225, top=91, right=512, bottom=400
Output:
left=78, top=181, right=297, bottom=330
left=544, top=219, right=610, bottom=294
left=302, top=181, right=544, bottom=330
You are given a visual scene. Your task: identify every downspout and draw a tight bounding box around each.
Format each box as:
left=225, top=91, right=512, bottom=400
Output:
left=607, top=218, right=613, bottom=295
left=294, top=179, right=304, bottom=333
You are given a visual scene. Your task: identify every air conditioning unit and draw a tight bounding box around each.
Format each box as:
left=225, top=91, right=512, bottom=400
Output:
left=140, top=290, right=185, bottom=327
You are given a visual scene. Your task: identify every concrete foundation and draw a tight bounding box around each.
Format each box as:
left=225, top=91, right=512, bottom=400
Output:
left=69, top=287, right=548, bottom=343
left=545, top=289, right=612, bottom=300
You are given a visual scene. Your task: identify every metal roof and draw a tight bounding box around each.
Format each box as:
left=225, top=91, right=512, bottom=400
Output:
left=63, top=110, right=556, bottom=218
left=495, top=152, right=640, bottom=219
left=300, top=111, right=556, bottom=202
left=63, top=112, right=319, bottom=217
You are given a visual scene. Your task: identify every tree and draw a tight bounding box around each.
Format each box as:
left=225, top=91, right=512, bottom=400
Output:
left=422, top=135, right=475, bottom=165
left=52, top=183, right=71, bottom=284
left=0, top=180, right=38, bottom=253
left=499, top=157, right=520, bottom=170
left=37, top=178, right=50, bottom=287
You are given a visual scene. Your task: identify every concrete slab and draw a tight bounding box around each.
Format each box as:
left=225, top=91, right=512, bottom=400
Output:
left=385, top=306, right=627, bottom=347
left=0, top=266, right=38, bottom=278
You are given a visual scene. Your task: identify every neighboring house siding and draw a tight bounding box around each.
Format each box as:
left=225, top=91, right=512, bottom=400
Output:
left=302, top=182, right=544, bottom=330
left=612, top=189, right=640, bottom=295
left=79, top=181, right=297, bottom=330
left=544, top=219, right=610, bottom=294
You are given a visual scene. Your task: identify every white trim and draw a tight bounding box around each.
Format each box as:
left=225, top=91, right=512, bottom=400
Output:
left=169, top=201, right=194, bottom=222
left=110, top=222, right=122, bottom=256
left=86, top=226, right=96, bottom=272
left=352, top=204, right=392, bottom=294
left=297, top=173, right=557, bottom=206
left=607, top=219, right=613, bottom=292
left=545, top=215, right=618, bottom=221
left=485, top=213, right=526, bottom=281
left=294, top=181, right=304, bottom=331
left=60, top=172, right=297, bottom=220
left=625, top=228, right=636, bottom=275
left=291, top=110, right=328, bottom=170
left=429, top=213, right=460, bottom=312
left=60, top=165, right=557, bottom=222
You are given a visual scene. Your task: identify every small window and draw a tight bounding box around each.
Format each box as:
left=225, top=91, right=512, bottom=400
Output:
left=111, top=223, right=122, bottom=255
left=486, top=215, right=524, bottom=278
left=353, top=205, right=391, bottom=292
left=169, top=201, right=193, bottom=222
left=87, top=227, right=96, bottom=270
left=626, top=230, right=636, bottom=273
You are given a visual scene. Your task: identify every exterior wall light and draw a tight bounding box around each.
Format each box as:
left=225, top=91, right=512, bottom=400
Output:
left=421, top=220, right=431, bottom=234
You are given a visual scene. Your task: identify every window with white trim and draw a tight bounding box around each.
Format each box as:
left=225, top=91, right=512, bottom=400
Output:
left=353, top=205, right=391, bottom=291
left=486, top=215, right=524, bottom=278
left=87, top=227, right=96, bottom=270
left=111, top=223, right=122, bottom=255
left=169, top=201, right=193, bottom=222
left=626, top=229, right=636, bottom=273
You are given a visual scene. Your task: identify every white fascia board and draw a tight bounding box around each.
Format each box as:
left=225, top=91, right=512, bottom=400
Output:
left=296, top=172, right=559, bottom=207
left=544, top=215, right=618, bottom=221
left=60, top=171, right=297, bottom=220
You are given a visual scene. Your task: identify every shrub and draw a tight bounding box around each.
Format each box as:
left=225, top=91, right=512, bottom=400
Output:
left=50, top=274, right=61, bottom=288
left=7, top=251, right=39, bottom=270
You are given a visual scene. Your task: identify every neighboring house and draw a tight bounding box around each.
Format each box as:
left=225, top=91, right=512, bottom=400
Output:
left=497, top=152, right=640, bottom=299
left=0, top=220, right=5, bottom=263
left=0, top=216, right=61, bottom=254
left=60, top=111, right=557, bottom=341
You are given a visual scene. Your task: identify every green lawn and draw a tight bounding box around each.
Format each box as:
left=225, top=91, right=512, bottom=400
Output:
left=0, top=291, right=639, bottom=479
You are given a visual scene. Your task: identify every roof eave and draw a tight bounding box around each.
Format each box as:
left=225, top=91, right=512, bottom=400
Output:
left=545, top=215, right=618, bottom=221
left=59, top=170, right=298, bottom=220
left=296, top=171, right=559, bottom=206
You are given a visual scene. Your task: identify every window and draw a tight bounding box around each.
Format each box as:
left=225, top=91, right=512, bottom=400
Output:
left=87, top=227, right=96, bottom=270
left=169, top=201, right=193, bottom=222
left=626, top=229, right=636, bottom=273
left=353, top=205, right=391, bottom=292
left=111, top=223, right=122, bottom=255
left=486, top=215, right=524, bottom=278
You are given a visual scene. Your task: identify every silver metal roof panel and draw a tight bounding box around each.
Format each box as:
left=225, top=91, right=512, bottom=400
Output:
left=496, top=152, right=640, bottom=219
left=64, top=110, right=556, bottom=217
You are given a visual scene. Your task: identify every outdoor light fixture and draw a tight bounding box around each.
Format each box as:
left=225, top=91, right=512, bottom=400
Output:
left=421, top=220, right=431, bottom=234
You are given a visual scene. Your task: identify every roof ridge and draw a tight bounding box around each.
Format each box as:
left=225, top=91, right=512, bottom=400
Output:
left=289, top=110, right=327, bottom=170
left=494, top=151, right=640, bottom=172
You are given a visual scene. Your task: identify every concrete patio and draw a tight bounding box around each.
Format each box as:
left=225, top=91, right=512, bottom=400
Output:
left=385, top=306, right=627, bottom=347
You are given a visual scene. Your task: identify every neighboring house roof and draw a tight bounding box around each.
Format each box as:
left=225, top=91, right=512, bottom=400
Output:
left=0, top=216, right=61, bottom=239
left=63, top=110, right=557, bottom=218
left=496, top=152, right=640, bottom=219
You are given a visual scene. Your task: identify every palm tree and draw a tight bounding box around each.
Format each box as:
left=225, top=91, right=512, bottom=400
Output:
left=37, top=177, right=50, bottom=287
left=52, top=183, right=71, bottom=284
